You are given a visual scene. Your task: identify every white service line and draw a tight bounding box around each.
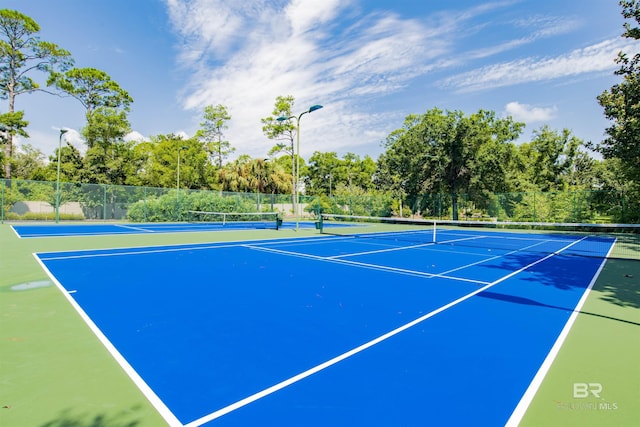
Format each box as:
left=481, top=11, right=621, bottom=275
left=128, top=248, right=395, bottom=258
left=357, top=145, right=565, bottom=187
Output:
left=327, top=235, right=487, bottom=259
left=38, top=236, right=336, bottom=261
left=115, top=224, right=156, bottom=232
left=39, top=243, right=243, bottom=261
left=431, top=238, right=560, bottom=279
left=326, top=241, right=436, bottom=258
left=36, top=234, right=349, bottom=260
left=246, top=244, right=491, bottom=285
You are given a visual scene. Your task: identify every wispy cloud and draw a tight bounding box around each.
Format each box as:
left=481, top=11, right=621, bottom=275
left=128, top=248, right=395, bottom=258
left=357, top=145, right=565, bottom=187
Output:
left=164, top=0, right=455, bottom=156
left=465, top=14, right=582, bottom=61
left=514, top=14, right=582, bottom=38
left=504, top=101, right=557, bottom=123
left=285, top=0, right=347, bottom=37
left=163, top=1, right=626, bottom=158
left=165, top=0, right=261, bottom=63
left=439, top=38, right=635, bottom=93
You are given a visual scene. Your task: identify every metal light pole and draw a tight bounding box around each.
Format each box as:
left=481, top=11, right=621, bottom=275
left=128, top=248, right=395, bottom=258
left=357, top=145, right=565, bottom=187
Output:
left=176, top=145, right=188, bottom=222
left=177, top=145, right=188, bottom=191
left=55, top=129, right=68, bottom=223
left=278, top=104, right=323, bottom=230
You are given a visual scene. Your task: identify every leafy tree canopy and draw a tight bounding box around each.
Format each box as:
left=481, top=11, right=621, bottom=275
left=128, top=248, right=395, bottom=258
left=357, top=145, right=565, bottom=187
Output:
left=47, top=67, right=133, bottom=120
left=196, top=104, right=234, bottom=168
left=597, top=0, right=640, bottom=182
left=0, top=8, right=72, bottom=178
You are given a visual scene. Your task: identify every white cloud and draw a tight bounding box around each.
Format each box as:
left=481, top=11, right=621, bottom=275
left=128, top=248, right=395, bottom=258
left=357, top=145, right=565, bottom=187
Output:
left=513, top=14, right=582, bottom=39
left=124, top=131, right=146, bottom=142
left=165, top=0, right=243, bottom=63
left=62, top=129, right=86, bottom=154
left=504, top=102, right=557, bottom=123
left=164, top=1, right=628, bottom=159
left=175, top=131, right=191, bottom=140
left=285, top=0, right=348, bottom=36
left=465, top=15, right=582, bottom=61
left=13, top=127, right=86, bottom=162
left=165, top=1, right=455, bottom=157
left=439, top=38, right=637, bottom=93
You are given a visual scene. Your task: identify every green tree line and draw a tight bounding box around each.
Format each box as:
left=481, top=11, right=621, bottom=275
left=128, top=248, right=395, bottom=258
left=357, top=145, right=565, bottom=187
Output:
left=1, top=3, right=639, bottom=222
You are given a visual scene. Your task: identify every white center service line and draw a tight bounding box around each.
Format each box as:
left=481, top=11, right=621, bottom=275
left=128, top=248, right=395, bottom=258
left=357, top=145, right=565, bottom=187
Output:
left=246, top=245, right=491, bottom=285
left=431, top=238, right=560, bottom=279
left=327, top=235, right=487, bottom=259
left=115, top=224, right=156, bottom=233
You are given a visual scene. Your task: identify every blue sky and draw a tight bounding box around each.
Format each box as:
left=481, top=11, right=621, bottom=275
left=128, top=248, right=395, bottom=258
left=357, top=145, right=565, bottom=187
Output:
left=2, top=0, right=635, bottom=161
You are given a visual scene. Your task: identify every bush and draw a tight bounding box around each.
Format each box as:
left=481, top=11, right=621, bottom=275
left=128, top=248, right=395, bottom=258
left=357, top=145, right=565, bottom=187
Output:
left=127, top=190, right=271, bottom=222
left=13, top=212, right=85, bottom=221
left=2, top=211, right=20, bottom=220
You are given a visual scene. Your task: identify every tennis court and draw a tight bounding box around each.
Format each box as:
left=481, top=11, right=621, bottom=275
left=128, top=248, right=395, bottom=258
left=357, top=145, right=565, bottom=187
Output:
left=33, top=222, right=616, bottom=426
left=11, top=212, right=316, bottom=238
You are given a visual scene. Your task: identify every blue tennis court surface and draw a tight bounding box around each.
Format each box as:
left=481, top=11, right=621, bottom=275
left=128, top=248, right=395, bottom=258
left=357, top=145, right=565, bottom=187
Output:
left=12, top=221, right=314, bottom=238
left=35, top=229, right=614, bottom=426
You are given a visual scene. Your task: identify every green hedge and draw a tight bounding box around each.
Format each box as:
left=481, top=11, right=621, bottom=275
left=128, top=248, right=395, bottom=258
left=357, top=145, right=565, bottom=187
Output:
left=127, top=190, right=273, bottom=222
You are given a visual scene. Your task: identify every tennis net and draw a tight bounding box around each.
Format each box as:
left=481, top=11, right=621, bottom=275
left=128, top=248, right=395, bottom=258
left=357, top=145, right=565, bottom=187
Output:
left=319, top=213, right=640, bottom=260
left=187, top=211, right=282, bottom=230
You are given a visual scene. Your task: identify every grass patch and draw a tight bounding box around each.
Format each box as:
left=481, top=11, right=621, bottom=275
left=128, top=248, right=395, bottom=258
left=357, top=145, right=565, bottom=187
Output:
left=520, top=258, right=640, bottom=427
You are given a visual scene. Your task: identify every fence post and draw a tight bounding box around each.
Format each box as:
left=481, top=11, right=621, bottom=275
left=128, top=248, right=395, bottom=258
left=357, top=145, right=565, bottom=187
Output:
left=1, top=179, right=4, bottom=224
left=103, top=185, right=107, bottom=221
left=144, top=187, right=148, bottom=222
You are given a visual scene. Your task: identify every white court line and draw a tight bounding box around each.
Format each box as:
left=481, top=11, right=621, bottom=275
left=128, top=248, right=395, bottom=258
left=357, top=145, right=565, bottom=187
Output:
left=431, top=238, right=560, bottom=279
left=327, top=236, right=485, bottom=259
left=9, top=225, right=23, bottom=239
left=185, top=235, right=589, bottom=427
left=34, top=254, right=183, bottom=427
left=246, top=244, right=491, bottom=285
left=437, top=229, right=570, bottom=243
left=39, top=243, right=245, bottom=261
left=504, top=239, right=616, bottom=427
left=18, top=230, right=134, bottom=238
left=260, top=235, right=561, bottom=287
left=327, top=241, right=436, bottom=258
left=325, top=230, right=575, bottom=262
left=327, top=235, right=487, bottom=259
left=37, top=236, right=340, bottom=261
left=115, top=224, right=156, bottom=233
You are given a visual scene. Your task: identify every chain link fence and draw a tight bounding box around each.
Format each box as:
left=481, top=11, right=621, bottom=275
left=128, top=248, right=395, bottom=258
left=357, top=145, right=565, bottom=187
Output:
left=1, top=178, right=635, bottom=224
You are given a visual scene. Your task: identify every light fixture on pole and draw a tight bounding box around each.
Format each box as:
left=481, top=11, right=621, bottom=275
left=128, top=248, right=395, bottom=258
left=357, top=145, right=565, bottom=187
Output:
left=55, top=129, right=69, bottom=224
left=277, top=104, right=323, bottom=231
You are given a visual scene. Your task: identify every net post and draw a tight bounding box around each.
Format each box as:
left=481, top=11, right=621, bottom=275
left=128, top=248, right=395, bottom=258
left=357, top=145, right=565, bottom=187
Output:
left=432, top=220, right=437, bottom=243
left=316, top=213, right=324, bottom=233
